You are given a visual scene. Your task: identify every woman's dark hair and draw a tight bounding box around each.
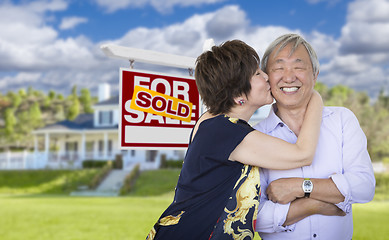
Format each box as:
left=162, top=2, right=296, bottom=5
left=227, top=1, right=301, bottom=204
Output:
left=195, top=40, right=260, bottom=115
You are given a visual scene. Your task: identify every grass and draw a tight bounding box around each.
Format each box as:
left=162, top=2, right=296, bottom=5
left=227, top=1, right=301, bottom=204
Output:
left=353, top=201, right=389, bottom=240
left=0, top=170, right=388, bottom=240
left=0, top=169, right=100, bottom=194
left=126, top=169, right=181, bottom=196
left=0, top=195, right=172, bottom=240
left=0, top=195, right=388, bottom=240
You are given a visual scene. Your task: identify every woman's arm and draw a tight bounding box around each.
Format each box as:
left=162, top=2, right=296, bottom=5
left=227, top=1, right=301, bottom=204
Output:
left=229, top=91, right=323, bottom=170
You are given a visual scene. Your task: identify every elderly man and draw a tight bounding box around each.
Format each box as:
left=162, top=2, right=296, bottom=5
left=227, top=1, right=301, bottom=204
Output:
left=254, top=33, right=375, bottom=240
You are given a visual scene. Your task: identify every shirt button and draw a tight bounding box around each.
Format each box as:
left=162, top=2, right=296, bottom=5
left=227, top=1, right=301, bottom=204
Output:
left=313, top=233, right=317, bottom=238
left=280, top=123, right=284, bottom=127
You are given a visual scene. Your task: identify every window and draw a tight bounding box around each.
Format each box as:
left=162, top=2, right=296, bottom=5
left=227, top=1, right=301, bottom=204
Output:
left=65, top=142, right=78, bottom=152
left=146, top=150, right=158, bottom=162
left=99, top=110, right=113, bottom=125
left=98, top=139, right=113, bottom=156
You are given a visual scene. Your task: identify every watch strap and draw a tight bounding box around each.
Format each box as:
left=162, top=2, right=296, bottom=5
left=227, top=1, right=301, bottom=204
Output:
left=303, top=178, right=312, bottom=198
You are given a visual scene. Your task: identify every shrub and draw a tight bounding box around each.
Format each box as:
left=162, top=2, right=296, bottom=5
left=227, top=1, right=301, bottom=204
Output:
left=113, top=155, right=123, bottom=169
left=82, top=160, right=109, bottom=169
left=120, top=164, right=140, bottom=195
left=160, top=159, right=183, bottom=169
left=88, top=161, right=113, bottom=189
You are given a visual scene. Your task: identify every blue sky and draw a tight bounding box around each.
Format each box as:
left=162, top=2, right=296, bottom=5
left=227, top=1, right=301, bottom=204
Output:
left=0, top=0, right=388, bottom=98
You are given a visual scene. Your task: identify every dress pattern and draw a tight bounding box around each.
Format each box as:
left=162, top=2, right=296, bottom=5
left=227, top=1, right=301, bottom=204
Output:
left=210, top=165, right=260, bottom=240
left=146, top=115, right=261, bottom=240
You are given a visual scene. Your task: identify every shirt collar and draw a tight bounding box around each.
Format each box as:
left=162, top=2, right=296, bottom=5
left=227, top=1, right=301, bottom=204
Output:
left=262, top=103, right=334, bottom=133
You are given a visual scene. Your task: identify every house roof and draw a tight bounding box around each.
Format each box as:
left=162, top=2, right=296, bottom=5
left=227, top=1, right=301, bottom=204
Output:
left=94, top=95, right=119, bottom=106
left=35, top=113, right=117, bottom=132
left=34, top=94, right=121, bottom=134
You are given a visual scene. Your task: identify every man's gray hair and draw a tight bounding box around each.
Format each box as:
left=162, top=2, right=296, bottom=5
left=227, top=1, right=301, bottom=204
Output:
left=261, top=33, right=320, bottom=76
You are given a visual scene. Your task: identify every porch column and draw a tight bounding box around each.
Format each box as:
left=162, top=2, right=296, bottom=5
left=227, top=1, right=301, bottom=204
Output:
left=34, top=135, right=38, bottom=153
left=93, top=139, right=98, bottom=159
left=45, top=133, right=50, bottom=151
left=44, top=133, right=50, bottom=165
left=31, top=135, right=38, bottom=169
left=81, top=132, right=86, bottom=161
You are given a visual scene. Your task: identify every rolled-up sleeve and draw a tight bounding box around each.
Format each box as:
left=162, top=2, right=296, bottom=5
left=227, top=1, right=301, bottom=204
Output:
left=330, top=109, right=375, bottom=213
left=256, top=169, right=295, bottom=233
left=256, top=200, right=295, bottom=233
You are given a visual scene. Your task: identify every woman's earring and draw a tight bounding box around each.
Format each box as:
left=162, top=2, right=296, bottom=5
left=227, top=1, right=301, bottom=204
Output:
left=239, top=100, right=245, bottom=106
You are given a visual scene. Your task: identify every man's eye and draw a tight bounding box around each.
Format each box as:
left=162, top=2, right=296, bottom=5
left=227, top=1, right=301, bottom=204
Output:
left=295, top=67, right=306, bottom=71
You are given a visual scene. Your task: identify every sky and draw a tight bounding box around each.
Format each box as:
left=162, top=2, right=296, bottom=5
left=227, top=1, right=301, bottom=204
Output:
left=0, top=0, right=388, bottom=99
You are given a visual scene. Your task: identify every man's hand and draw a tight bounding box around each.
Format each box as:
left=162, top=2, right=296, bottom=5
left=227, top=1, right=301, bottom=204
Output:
left=266, top=178, right=304, bottom=204
left=267, top=177, right=345, bottom=204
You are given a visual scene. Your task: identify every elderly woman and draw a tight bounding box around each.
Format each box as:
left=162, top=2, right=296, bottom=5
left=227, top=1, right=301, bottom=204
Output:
left=147, top=40, right=323, bottom=240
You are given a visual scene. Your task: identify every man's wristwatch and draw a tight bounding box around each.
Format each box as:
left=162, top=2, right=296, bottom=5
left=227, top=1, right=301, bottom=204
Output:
left=302, top=178, right=313, bottom=198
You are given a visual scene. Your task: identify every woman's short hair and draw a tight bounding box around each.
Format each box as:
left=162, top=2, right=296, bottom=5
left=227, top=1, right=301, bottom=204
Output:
left=261, top=33, right=320, bottom=76
left=195, top=40, right=260, bottom=115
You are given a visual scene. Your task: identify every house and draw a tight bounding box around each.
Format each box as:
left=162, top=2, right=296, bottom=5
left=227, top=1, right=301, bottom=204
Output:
left=29, top=84, right=188, bottom=170
left=1, top=84, right=270, bottom=170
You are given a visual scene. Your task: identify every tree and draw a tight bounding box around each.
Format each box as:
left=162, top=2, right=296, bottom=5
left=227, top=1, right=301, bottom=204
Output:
left=377, top=87, right=389, bottom=109
left=79, top=88, right=94, bottom=113
left=29, top=102, right=43, bottom=128
left=66, top=96, right=80, bottom=120
left=7, top=92, right=22, bottom=109
left=48, top=90, right=56, bottom=100
left=4, top=108, right=16, bottom=138
left=54, top=104, right=65, bottom=121
left=71, top=85, right=78, bottom=97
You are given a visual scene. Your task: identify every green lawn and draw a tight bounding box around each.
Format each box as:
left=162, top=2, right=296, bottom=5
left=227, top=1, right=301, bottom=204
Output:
left=0, top=194, right=388, bottom=240
left=1, top=170, right=388, bottom=240
left=0, top=169, right=100, bottom=194
left=0, top=195, right=172, bottom=240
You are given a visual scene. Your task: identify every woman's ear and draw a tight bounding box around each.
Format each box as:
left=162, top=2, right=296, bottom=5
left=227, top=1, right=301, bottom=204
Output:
left=235, top=98, right=246, bottom=106
left=234, top=95, right=246, bottom=106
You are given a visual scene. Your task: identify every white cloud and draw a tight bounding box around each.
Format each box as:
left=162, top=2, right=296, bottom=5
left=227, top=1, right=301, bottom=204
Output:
left=0, top=0, right=388, bottom=99
left=205, top=5, right=248, bottom=41
left=304, top=31, right=339, bottom=60
left=347, top=0, right=389, bottom=23
left=340, top=0, right=389, bottom=54
left=320, top=55, right=369, bottom=74
left=0, top=0, right=112, bottom=94
left=93, top=0, right=227, bottom=14
left=59, top=16, right=88, bottom=30
left=0, top=72, right=42, bottom=90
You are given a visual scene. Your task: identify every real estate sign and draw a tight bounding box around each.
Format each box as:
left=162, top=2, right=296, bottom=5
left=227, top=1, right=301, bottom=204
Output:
left=120, top=68, right=201, bottom=149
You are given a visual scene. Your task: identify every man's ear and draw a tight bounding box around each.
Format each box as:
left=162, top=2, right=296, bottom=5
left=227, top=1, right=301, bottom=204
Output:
left=313, top=71, right=319, bottom=84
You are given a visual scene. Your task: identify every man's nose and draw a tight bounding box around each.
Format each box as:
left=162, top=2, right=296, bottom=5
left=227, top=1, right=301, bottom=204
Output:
left=282, top=68, right=296, bottom=83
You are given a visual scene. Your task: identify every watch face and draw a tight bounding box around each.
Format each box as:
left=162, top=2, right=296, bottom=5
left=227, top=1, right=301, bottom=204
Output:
left=303, top=180, right=313, bottom=192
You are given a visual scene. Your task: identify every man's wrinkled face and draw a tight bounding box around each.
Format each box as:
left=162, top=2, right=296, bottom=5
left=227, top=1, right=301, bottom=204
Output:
left=266, top=43, right=317, bottom=110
